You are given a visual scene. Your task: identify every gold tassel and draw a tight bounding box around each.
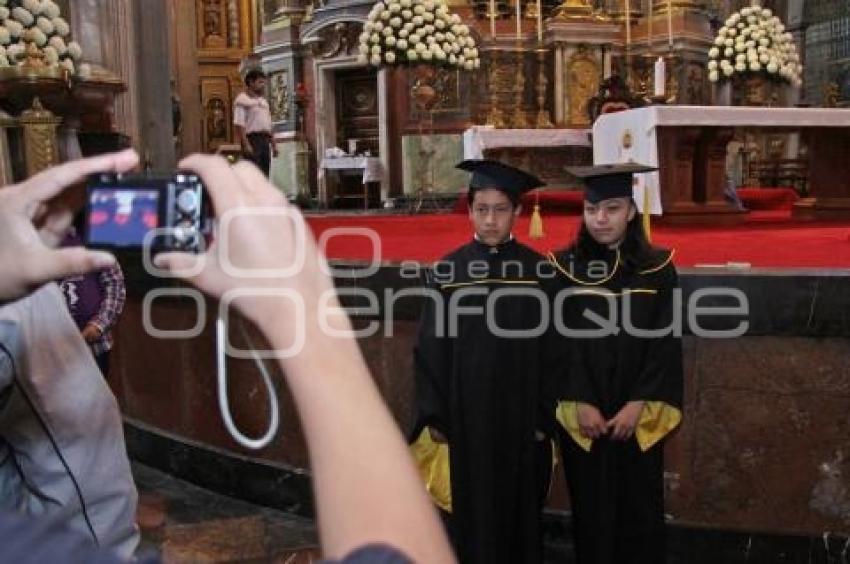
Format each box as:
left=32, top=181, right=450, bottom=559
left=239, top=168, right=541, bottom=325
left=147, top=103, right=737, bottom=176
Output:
left=642, top=181, right=652, bottom=242
left=529, top=187, right=545, bottom=240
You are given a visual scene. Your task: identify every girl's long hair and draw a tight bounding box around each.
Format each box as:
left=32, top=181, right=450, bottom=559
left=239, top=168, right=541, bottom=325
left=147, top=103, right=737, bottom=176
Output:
left=570, top=200, right=657, bottom=270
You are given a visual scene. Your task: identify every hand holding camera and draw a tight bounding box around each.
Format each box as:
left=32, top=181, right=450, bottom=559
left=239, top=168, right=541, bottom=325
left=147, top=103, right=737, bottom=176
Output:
left=0, top=149, right=138, bottom=302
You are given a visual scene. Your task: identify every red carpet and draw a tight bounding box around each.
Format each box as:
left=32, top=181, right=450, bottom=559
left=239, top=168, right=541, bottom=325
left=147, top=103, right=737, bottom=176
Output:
left=307, top=212, right=850, bottom=268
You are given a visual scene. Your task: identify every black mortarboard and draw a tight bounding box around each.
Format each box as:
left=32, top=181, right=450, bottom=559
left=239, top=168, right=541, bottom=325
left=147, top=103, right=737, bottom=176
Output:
left=566, top=163, right=658, bottom=204
left=457, top=159, right=545, bottom=199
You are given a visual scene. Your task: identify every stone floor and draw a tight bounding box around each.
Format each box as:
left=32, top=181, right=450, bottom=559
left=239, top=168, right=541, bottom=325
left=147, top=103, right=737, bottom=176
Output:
left=134, top=462, right=850, bottom=564
left=134, top=463, right=319, bottom=563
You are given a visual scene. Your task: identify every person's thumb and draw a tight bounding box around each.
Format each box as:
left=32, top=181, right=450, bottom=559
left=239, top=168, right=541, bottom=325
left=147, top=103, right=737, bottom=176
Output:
left=153, top=252, right=205, bottom=282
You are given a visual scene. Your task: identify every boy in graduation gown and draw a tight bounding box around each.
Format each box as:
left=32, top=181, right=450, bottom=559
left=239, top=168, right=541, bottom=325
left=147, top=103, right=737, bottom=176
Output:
left=409, top=160, right=557, bottom=564
left=548, top=164, right=683, bottom=564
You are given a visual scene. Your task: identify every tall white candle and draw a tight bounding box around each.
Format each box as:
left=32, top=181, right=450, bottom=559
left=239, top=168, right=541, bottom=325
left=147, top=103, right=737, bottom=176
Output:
left=536, top=0, right=543, bottom=43
left=667, top=0, right=673, bottom=47
left=603, top=49, right=611, bottom=78
left=516, top=0, right=522, bottom=40
left=654, top=56, right=665, bottom=97
left=490, top=0, right=496, bottom=38
left=625, top=0, right=631, bottom=47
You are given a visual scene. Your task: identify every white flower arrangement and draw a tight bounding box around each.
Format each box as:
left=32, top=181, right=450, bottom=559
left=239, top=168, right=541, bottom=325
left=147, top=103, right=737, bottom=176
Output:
left=0, top=1, right=86, bottom=74
left=11, top=6, right=33, bottom=26
left=4, top=18, right=22, bottom=37
left=358, top=0, right=480, bottom=70
left=51, top=15, right=67, bottom=36
left=707, top=4, right=802, bottom=87
left=35, top=15, right=51, bottom=34
left=41, top=1, right=60, bottom=20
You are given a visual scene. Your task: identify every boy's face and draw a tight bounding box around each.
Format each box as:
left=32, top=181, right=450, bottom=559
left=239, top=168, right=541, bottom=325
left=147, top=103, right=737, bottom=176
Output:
left=248, top=77, right=267, bottom=95
left=469, top=188, right=520, bottom=247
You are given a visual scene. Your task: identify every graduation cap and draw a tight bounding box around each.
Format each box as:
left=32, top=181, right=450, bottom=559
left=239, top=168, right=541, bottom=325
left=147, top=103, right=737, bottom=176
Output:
left=566, top=163, right=657, bottom=204
left=457, top=159, right=548, bottom=238
left=456, top=159, right=545, bottom=200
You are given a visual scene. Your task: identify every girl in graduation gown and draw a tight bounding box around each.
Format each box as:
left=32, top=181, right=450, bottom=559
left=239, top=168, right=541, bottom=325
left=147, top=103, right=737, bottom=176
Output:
left=548, top=164, right=684, bottom=564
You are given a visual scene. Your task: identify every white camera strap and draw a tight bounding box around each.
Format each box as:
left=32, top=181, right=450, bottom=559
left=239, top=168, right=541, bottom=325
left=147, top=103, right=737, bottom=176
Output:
left=215, top=314, right=280, bottom=450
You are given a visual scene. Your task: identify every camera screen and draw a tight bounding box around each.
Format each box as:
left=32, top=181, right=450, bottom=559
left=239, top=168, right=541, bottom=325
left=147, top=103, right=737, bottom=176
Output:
left=88, top=188, right=160, bottom=247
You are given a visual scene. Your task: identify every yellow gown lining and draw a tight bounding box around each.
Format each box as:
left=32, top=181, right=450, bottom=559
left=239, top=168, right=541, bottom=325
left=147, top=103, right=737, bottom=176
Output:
left=556, top=401, right=681, bottom=452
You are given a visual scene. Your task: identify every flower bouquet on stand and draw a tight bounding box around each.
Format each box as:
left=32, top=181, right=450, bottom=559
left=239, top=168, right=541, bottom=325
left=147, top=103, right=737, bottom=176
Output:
left=358, top=0, right=481, bottom=212
left=358, top=0, right=480, bottom=73
left=0, top=0, right=87, bottom=77
left=706, top=3, right=802, bottom=106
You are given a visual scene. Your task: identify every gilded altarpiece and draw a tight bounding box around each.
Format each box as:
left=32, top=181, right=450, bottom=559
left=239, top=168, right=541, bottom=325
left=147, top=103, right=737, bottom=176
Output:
left=565, top=46, right=599, bottom=128
left=193, top=0, right=258, bottom=152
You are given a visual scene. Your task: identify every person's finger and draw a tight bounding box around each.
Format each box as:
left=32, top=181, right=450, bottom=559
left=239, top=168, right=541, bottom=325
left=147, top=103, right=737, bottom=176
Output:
left=23, top=149, right=139, bottom=204
left=38, top=207, right=74, bottom=247
left=28, top=247, right=116, bottom=284
left=179, top=154, right=242, bottom=215
left=153, top=252, right=206, bottom=284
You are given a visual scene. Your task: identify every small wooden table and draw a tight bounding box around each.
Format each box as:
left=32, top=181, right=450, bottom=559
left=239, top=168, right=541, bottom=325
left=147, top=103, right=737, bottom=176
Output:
left=319, top=156, right=383, bottom=211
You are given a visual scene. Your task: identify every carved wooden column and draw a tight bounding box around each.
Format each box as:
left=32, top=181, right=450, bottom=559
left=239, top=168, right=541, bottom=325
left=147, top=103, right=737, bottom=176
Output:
left=696, top=127, right=737, bottom=207
left=794, top=128, right=850, bottom=220
left=0, top=112, right=16, bottom=185
left=171, top=0, right=202, bottom=156
left=133, top=0, right=176, bottom=170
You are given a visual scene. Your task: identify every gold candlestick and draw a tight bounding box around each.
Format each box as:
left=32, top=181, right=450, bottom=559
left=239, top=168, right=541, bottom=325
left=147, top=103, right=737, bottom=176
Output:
left=510, top=46, right=528, bottom=128
left=485, top=49, right=507, bottom=128
left=535, top=48, right=553, bottom=128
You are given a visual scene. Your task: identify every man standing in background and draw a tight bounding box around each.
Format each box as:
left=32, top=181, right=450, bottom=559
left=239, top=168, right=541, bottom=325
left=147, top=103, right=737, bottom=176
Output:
left=234, top=68, right=277, bottom=176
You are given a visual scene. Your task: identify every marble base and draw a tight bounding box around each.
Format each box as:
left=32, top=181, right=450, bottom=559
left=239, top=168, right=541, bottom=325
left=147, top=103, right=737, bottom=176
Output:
left=401, top=133, right=467, bottom=195
left=270, top=138, right=310, bottom=200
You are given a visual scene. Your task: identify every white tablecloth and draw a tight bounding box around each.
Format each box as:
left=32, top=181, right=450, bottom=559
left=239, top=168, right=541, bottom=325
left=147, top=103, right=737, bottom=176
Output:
left=462, top=126, right=592, bottom=160
left=320, top=157, right=383, bottom=184
left=592, top=106, right=850, bottom=215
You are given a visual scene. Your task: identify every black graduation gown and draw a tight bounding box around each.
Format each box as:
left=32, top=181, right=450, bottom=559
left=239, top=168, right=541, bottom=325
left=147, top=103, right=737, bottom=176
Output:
left=411, top=238, right=556, bottom=564
left=549, top=245, right=683, bottom=564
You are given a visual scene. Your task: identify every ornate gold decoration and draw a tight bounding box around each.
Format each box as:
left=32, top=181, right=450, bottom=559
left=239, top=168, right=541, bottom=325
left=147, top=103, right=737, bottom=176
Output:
left=510, top=47, right=528, bottom=128
left=22, top=42, right=48, bottom=69
left=824, top=82, right=841, bottom=108
left=311, top=22, right=364, bottom=59
left=484, top=50, right=507, bottom=128
left=206, top=97, right=228, bottom=140
left=566, top=45, right=598, bottom=127
left=227, top=0, right=240, bottom=48
left=551, top=0, right=593, bottom=20
left=651, top=0, right=703, bottom=12
left=19, top=97, right=61, bottom=177
left=534, top=48, right=553, bottom=128
left=200, top=0, right=227, bottom=49
left=270, top=71, right=290, bottom=122
left=622, top=129, right=633, bottom=149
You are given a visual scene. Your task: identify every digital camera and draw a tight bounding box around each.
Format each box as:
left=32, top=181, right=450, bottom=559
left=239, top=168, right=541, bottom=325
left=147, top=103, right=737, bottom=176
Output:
left=84, top=172, right=210, bottom=253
